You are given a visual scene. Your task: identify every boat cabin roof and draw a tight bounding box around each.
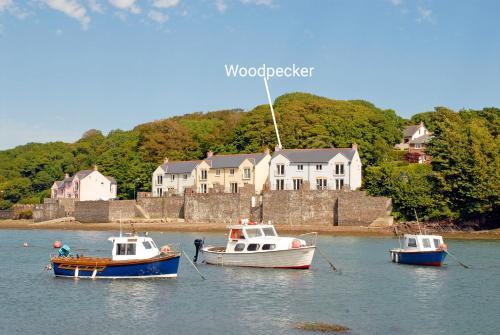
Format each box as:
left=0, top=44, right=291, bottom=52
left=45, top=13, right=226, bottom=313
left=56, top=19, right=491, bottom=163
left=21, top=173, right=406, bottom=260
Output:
left=107, top=235, right=160, bottom=261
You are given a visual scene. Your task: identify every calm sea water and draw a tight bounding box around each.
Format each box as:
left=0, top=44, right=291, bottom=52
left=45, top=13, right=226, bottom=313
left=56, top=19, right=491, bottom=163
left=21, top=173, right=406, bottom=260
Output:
left=0, top=229, right=498, bottom=335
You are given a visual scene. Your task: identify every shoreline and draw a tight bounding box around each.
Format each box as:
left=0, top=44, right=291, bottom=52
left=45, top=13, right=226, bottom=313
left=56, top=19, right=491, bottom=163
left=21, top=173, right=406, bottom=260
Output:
left=1, top=219, right=499, bottom=240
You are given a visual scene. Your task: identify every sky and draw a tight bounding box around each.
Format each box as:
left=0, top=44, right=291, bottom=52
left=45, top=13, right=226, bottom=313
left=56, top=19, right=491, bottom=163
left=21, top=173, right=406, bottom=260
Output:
left=0, top=0, right=499, bottom=150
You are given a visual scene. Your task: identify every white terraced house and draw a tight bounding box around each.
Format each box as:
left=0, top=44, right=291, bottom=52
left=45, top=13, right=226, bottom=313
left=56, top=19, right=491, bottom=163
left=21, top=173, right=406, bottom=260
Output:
left=50, top=166, right=117, bottom=201
left=269, top=144, right=362, bottom=191
left=151, top=159, right=201, bottom=196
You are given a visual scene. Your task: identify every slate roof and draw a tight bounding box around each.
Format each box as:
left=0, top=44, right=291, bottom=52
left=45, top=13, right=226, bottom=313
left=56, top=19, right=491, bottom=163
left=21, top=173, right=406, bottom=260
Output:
left=205, top=153, right=268, bottom=169
left=403, top=124, right=421, bottom=137
left=409, top=134, right=433, bottom=144
left=75, top=170, right=93, bottom=179
left=106, top=176, right=117, bottom=185
left=161, top=160, right=201, bottom=174
left=272, top=148, right=356, bottom=163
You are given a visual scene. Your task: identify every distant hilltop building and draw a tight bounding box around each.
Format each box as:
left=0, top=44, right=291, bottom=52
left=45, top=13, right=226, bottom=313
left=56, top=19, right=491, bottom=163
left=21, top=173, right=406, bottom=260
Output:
left=395, top=121, right=433, bottom=164
left=269, top=144, right=362, bottom=191
left=51, top=166, right=117, bottom=201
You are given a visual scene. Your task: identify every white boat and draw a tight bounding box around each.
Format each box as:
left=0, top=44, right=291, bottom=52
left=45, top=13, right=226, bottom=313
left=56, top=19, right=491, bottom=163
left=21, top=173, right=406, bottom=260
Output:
left=198, top=219, right=317, bottom=269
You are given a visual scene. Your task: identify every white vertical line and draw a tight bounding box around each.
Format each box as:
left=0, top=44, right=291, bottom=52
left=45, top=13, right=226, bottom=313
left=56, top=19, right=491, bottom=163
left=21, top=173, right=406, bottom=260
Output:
left=263, top=77, right=282, bottom=150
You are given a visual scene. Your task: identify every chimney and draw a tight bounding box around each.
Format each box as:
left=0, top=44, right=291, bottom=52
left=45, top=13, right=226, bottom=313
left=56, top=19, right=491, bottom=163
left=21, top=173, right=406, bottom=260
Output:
left=274, top=145, right=281, bottom=152
left=207, top=151, right=214, bottom=158
left=93, top=164, right=98, bottom=171
left=352, top=143, right=358, bottom=151
left=64, top=173, right=69, bottom=179
left=264, top=148, right=270, bottom=155
left=164, top=157, right=169, bottom=164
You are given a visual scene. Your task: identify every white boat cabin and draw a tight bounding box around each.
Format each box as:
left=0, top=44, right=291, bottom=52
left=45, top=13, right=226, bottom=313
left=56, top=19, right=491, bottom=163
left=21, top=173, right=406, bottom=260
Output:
left=225, top=222, right=308, bottom=253
left=401, top=234, right=445, bottom=252
left=108, top=236, right=160, bottom=261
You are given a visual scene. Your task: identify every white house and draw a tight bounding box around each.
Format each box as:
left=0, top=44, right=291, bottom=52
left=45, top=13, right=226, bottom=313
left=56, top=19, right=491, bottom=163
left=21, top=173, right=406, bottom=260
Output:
left=51, top=166, right=117, bottom=201
left=152, top=159, right=200, bottom=196
left=269, top=144, right=362, bottom=191
left=395, top=121, right=431, bottom=150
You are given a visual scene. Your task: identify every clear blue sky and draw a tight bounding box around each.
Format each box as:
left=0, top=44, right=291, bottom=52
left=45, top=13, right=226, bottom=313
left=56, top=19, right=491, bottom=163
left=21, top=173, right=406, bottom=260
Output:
left=1, top=0, right=499, bottom=150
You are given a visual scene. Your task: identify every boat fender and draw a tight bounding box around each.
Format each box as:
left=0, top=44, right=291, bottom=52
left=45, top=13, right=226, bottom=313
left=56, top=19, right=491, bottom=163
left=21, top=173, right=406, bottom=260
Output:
left=53, top=240, right=62, bottom=249
left=248, top=221, right=257, bottom=225
left=291, top=239, right=301, bottom=249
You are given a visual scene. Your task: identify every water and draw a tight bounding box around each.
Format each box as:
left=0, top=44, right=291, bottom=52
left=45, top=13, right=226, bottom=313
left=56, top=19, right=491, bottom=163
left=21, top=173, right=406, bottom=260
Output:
left=0, top=230, right=498, bottom=335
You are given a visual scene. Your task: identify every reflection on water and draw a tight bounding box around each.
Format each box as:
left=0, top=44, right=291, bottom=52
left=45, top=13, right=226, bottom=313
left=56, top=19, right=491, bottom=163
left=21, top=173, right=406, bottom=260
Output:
left=0, top=230, right=498, bottom=335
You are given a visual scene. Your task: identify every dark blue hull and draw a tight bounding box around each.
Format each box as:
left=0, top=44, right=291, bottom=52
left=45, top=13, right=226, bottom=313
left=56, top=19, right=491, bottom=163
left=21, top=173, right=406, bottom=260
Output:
left=52, top=255, right=180, bottom=279
left=390, top=250, right=446, bottom=266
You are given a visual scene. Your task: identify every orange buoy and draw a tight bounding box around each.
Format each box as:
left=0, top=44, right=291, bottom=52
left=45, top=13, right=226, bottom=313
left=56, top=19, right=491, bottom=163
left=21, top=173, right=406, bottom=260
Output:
left=53, top=241, right=62, bottom=249
left=291, top=239, right=301, bottom=248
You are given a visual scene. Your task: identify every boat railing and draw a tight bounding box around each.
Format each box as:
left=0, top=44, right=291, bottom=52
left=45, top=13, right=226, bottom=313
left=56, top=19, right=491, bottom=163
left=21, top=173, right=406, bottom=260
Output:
left=297, top=232, right=318, bottom=247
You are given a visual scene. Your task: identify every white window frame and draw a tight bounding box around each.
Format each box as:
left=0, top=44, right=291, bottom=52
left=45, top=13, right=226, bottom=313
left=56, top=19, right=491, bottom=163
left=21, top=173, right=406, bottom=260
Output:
left=316, top=164, right=323, bottom=171
left=335, top=178, right=344, bottom=190
left=276, top=164, right=285, bottom=176
left=230, top=182, right=238, bottom=193
left=293, top=178, right=303, bottom=190
left=316, top=178, right=327, bottom=190
left=297, top=164, right=303, bottom=171
left=216, top=169, right=221, bottom=176
left=243, top=168, right=251, bottom=180
left=276, top=179, right=285, bottom=190
left=200, top=183, right=207, bottom=193
left=230, top=169, right=235, bottom=175
left=201, top=170, right=207, bottom=181
left=335, top=163, right=345, bottom=175
left=171, top=174, right=175, bottom=181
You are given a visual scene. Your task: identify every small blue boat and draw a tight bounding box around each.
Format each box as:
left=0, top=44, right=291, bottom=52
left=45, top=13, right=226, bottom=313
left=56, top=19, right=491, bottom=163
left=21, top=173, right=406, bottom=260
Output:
left=390, top=234, right=447, bottom=266
left=51, top=235, right=180, bottom=279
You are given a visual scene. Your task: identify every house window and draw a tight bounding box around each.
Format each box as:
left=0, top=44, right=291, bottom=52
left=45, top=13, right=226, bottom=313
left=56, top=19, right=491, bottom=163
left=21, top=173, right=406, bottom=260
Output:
left=229, top=169, right=235, bottom=175
left=201, top=170, right=207, bottom=180
left=335, top=178, right=344, bottom=190
left=243, top=168, right=251, bottom=180
left=157, top=175, right=163, bottom=185
left=200, top=184, right=207, bottom=193
left=316, top=164, right=323, bottom=171
left=317, top=178, right=327, bottom=190
left=230, top=183, right=238, bottom=193
left=415, top=143, right=422, bottom=149
left=293, top=178, right=303, bottom=190
left=335, top=163, right=345, bottom=175
left=276, top=179, right=285, bottom=190
left=171, top=174, right=175, bottom=181
left=276, top=164, right=285, bottom=176
left=216, top=169, right=221, bottom=176
left=183, top=174, right=188, bottom=180
left=297, top=164, right=303, bottom=171
left=157, top=188, right=163, bottom=197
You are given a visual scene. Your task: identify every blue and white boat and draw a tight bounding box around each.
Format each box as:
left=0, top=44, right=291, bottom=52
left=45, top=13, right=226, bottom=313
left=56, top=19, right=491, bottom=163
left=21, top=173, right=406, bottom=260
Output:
left=390, top=234, right=447, bottom=266
left=51, top=235, right=180, bottom=279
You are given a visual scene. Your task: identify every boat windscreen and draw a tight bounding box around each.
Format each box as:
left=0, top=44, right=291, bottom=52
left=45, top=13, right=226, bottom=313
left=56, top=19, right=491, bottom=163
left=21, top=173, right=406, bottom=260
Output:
left=262, top=227, right=276, bottom=236
left=245, top=228, right=263, bottom=238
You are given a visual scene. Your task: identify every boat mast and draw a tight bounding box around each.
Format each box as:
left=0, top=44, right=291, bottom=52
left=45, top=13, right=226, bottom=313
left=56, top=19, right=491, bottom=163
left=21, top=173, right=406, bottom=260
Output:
left=263, top=77, right=282, bottom=150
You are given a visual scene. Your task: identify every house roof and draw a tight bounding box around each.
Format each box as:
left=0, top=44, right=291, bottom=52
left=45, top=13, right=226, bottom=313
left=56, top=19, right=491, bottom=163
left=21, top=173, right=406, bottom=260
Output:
left=403, top=124, right=422, bottom=137
left=409, top=134, right=433, bottom=144
left=272, top=148, right=356, bottom=163
left=161, top=160, right=201, bottom=174
left=75, top=169, right=94, bottom=179
left=106, top=176, right=117, bottom=185
left=205, top=153, right=268, bottom=169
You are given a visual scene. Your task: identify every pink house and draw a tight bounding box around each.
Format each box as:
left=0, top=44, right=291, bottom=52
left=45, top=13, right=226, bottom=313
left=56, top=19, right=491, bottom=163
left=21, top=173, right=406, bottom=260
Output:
left=51, top=166, right=117, bottom=201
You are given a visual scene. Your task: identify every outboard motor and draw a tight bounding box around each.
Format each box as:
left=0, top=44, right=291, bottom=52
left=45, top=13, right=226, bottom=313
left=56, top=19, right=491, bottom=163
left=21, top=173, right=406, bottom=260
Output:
left=193, top=239, right=203, bottom=263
